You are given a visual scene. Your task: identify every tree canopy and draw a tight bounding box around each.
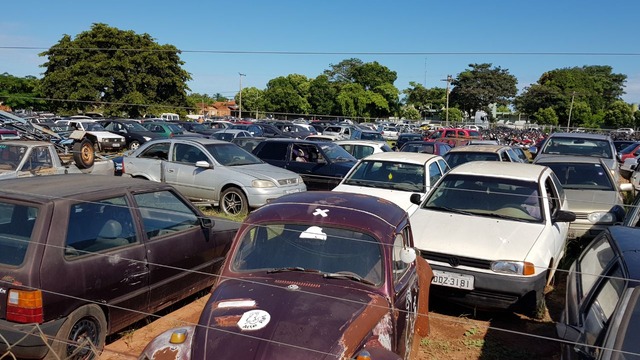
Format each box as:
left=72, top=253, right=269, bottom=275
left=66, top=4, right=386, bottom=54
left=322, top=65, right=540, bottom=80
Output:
left=449, top=63, right=518, bottom=116
left=39, top=23, right=191, bottom=117
left=0, top=73, right=46, bottom=110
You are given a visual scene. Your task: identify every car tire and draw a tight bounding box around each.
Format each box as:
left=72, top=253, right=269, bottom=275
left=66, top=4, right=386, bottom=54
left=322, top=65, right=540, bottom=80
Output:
left=129, top=140, right=141, bottom=150
left=220, top=187, right=248, bottom=216
left=521, top=290, right=546, bottom=320
left=45, top=304, right=107, bottom=360
left=72, top=139, right=95, bottom=169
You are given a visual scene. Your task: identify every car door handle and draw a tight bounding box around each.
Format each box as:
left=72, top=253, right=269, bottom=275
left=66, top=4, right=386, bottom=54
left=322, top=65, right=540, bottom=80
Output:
left=167, top=169, right=174, bottom=173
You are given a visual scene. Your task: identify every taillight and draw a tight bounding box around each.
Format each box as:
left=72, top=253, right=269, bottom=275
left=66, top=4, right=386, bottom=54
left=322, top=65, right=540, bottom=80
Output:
left=6, top=289, right=44, bottom=323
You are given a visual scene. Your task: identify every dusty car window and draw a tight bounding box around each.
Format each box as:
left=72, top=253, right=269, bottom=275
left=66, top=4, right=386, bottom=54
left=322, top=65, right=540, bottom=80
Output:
left=578, top=236, right=615, bottom=299
left=65, top=197, right=137, bottom=257
left=232, top=224, right=383, bottom=285
left=0, top=202, right=38, bottom=266
left=542, top=163, right=614, bottom=191
left=344, top=160, right=425, bottom=192
left=133, top=191, right=199, bottom=239
left=0, top=144, right=27, bottom=170
left=139, top=142, right=170, bottom=160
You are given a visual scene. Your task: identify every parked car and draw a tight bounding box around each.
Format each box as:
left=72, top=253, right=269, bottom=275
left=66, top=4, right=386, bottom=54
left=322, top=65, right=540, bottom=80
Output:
left=614, top=139, right=636, bottom=154
left=122, top=138, right=306, bottom=216
left=334, top=152, right=449, bottom=215
left=443, top=144, right=525, bottom=168
left=178, top=121, right=220, bottom=136
left=252, top=138, right=357, bottom=190
left=0, top=129, right=20, bottom=140
left=209, top=129, right=253, bottom=142
left=304, top=134, right=342, bottom=142
left=139, top=191, right=433, bottom=360
left=231, top=136, right=267, bottom=153
left=334, top=139, right=393, bottom=159
left=322, top=124, right=356, bottom=140
left=556, top=226, right=640, bottom=360
left=399, top=141, right=452, bottom=155
left=426, top=128, right=482, bottom=147
left=57, top=119, right=126, bottom=152
left=616, top=141, right=640, bottom=163
left=538, top=132, right=618, bottom=180
left=395, top=133, right=425, bottom=150
left=142, top=121, right=187, bottom=138
left=410, top=161, right=575, bottom=316
left=534, top=155, right=631, bottom=240
left=380, top=125, right=400, bottom=141
left=232, top=123, right=291, bottom=138
left=0, top=174, right=239, bottom=359
left=350, top=128, right=385, bottom=141
left=100, top=119, right=162, bottom=150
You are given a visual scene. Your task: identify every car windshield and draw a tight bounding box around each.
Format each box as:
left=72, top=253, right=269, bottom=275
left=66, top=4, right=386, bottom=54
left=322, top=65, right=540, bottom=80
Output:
left=424, top=174, right=543, bottom=222
left=319, top=143, right=356, bottom=162
left=401, top=143, right=434, bottom=153
left=361, top=132, right=384, bottom=141
left=344, top=160, right=425, bottom=192
left=167, top=124, right=184, bottom=134
left=0, top=144, right=27, bottom=170
left=231, top=224, right=383, bottom=285
left=541, top=138, right=613, bottom=159
left=81, top=122, right=106, bottom=131
left=205, top=143, right=263, bottom=166
left=540, top=162, right=614, bottom=190
left=123, top=122, right=148, bottom=131
left=444, top=152, right=500, bottom=168
left=0, top=201, right=38, bottom=266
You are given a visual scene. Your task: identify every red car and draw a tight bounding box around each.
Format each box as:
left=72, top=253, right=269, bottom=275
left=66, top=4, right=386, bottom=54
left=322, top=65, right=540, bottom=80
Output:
left=140, top=191, right=433, bottom=360
left=617, top=141, right=640, bottom=162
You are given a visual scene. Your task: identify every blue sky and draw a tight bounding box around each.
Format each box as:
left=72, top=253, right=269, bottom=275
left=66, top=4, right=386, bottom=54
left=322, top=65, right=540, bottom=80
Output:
left=2, top=0, right=639, bottom=104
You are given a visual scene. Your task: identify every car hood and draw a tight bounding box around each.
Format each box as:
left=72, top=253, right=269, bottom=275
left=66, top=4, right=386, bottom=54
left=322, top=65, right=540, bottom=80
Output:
left=332, top=184, right=422, bottom=214
left=564, top=189, right=621, bottom=213
left=234, top=163, right=300, bottom=182
left=191, top=276, right=389, bottom=359
left=412, top=210, right=545, bottom=261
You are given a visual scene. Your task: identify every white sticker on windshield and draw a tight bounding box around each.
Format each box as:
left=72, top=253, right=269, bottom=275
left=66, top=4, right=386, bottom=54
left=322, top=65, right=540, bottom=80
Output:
left=299, top=226, right=327, bottom=241
left=237, top=309, right=271, bottom=331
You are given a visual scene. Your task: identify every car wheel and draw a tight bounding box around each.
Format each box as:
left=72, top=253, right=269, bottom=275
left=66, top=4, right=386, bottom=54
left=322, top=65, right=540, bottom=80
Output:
left=521, top=290, right=546, bottom=320
left=220, top=187, right=248, bottom=216
left=45, top=304, right=107, bottom=360
left=72, top=139, right=95, bottom=169
left=129, top=140, right=141, bottom=150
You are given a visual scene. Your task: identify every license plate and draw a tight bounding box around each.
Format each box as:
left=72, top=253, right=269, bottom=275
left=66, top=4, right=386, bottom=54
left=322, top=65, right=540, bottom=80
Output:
left=112, top=143, right=121, bottom=147
left=285, top=188, right=301, bottom=194
left=432, top=270, right=474, bottom=290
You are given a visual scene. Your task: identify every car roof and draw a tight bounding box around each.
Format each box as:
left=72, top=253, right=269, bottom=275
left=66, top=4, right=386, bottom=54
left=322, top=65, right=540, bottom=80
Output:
left=0, top=140, right=52, bottom=146
left=608, top=226, right=640, bottom=279
left=449, top=161, right=547, bottom=181
left=547, top=132, right=612, bottom=140
left=334, top=140, right=387, bottom=146
left=447, top=145, right=512, bottom=153
left=0, top=174, right=172, bottom=203
left=245, top=191, right=407, bottom=245
left=360, top=151, right=440, bottom=164
left=144, top=137, right=229, bottom=146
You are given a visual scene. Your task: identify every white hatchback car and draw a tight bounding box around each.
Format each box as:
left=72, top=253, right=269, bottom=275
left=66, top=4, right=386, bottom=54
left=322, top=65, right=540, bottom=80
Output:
left=410, top=161, right=575, bottom=316
left=333, top=152, right=450, bottom=215
left=334, top=139, right=393, bottom=159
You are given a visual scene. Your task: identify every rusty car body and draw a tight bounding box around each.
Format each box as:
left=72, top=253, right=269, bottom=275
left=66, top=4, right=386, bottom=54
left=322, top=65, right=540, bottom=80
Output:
left=0, top=175, right=239, bottom=359
left=139, top=191, right=433, bottom=360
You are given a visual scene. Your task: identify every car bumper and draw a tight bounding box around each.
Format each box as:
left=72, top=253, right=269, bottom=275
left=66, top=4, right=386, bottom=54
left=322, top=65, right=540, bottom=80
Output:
left=427, top=263, right=547, bottom=311
left=0, top=317, right=67, bottom=359
left=99, top=141, right=124, bottom=151
left=568, top=222, right=609, bottom=240
left=246, top=185, right=306, bottom=208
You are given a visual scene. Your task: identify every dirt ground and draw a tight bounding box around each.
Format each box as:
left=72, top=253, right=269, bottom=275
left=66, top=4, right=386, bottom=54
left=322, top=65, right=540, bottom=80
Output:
left=98, top=272, right=566, bottom=360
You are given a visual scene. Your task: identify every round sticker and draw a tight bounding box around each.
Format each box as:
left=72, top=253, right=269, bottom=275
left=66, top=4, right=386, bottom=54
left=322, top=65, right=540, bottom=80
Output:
left=237, top=309, right=271, bottom=331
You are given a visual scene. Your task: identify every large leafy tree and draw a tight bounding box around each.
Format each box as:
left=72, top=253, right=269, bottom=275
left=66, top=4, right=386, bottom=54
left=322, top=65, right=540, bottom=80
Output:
left=308, top=75, right=338, bottom=115
left=262, top=74, right=311, bottom=116
left=603, top=101, right=634, bottom=128
left=0, top=73, right=46, bottom=110
left=403, top=82, right=447, bottom=118
left=39, top=23, right=191, bottom=117
left=235, top=87, right=265, bottom=117
left=323, top=58, right=364, bottom=83
left=449, top=63, right=518, bottom=117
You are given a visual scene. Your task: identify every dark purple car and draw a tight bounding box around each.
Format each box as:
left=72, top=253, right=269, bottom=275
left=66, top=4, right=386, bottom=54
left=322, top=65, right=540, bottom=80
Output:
left=139, top=191, right=433, bottom=360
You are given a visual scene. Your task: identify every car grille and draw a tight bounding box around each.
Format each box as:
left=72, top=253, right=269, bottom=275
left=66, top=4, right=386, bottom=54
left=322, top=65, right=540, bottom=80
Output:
left=278, top=178, right=299, bottom=186
left=420, top=250, right=492, bottom=270
left=574, top=213, right=589, bottom=220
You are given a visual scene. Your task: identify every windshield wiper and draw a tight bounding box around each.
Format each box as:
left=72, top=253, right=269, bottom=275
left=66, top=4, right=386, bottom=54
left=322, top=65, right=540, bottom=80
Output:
left=267, top=267, right=322, bottom=274
left=323, top=271, right=376, bottom=286
left=426, top=206, right=475, bottom=216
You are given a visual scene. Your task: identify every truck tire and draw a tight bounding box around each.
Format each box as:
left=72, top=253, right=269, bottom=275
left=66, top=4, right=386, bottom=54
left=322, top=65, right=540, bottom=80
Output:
left=73, top=139, right=95, bottom=169
left=45, top=304, right=107, bottom=360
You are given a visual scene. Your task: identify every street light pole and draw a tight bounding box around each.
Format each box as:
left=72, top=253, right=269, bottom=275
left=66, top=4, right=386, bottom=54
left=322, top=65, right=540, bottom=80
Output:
left=238, top=73, right=246, bottom=119
left=441, top=75, right=452, bottom=127
left=567, top=91, right=576, bottom=131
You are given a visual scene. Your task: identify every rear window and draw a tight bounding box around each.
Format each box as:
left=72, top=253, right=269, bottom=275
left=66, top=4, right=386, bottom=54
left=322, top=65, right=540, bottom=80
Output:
left=0, top=202, right=39, bottom=266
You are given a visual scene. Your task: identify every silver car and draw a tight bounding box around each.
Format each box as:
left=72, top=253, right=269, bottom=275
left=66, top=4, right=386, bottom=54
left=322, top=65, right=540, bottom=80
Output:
left=533, top=155, right=632, bottom=240
left=122, top=138, right=306, bottom=216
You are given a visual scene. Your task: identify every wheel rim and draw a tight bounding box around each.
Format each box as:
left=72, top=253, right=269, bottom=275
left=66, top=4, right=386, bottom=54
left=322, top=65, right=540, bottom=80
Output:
left=223, top=192, right=244, bottom=215
left=130, top=141, right=140, bottom=150
left=81, top=143, right=94, bottom=164
left=66, top=317, right=101, bottom=359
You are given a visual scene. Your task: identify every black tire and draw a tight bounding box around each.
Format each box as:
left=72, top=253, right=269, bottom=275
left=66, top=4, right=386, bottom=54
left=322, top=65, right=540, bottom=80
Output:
left=521, top=290, right=547, bottom=320
left=72, top=139, right=95, bottom=169
left=45, top=304, right=107, bottom=360
left=220, top=187, right=248, bottom=216
left=129, top=140, right=141, bottom=150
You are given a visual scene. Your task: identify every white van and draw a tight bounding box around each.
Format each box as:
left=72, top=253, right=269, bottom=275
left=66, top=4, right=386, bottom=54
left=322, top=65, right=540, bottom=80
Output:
left=160, top=113, right=180, bottom=121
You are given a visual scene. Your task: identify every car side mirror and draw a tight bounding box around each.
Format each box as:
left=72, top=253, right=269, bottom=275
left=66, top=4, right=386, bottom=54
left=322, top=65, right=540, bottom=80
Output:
left=400, top=247, right=417, bottom=264
left=556, top=323, right=581, bottom=343
left=410, top=193, right=422, bottom=205
left=528, top=146, right=538, bottom=155
left=199, top=217, right=214, bottom=229
left=195, top=160, right=212, bottom=169
left=553, top=210, right=576, bottom=223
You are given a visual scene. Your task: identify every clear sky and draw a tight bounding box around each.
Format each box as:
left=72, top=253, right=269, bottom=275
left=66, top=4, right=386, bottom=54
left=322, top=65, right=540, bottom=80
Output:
left=2, top=0, right=639, bottom=104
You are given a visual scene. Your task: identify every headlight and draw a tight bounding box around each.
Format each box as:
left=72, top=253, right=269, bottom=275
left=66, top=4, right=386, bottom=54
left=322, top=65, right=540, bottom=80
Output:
left=297, top=176, right=304, bottom=184
left=144, top=136, right=151, bottom=141
left=588, top=212, right=615, bottom=224
left=252, top=179, right=276, bottom=188
left=491, top=261, right=535, bottom=275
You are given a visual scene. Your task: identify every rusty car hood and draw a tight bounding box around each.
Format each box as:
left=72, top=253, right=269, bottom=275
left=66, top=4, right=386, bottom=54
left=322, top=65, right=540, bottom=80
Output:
left=191, top=275, right=390, bottom=359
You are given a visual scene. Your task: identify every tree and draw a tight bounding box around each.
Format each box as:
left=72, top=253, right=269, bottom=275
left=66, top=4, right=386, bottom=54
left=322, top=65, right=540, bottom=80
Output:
left=400, top=105, right=421, bottom=120
left=39, top=23, right=191, bottom=117
left=603, top=101, right=634, bottom=129
left=323, top=58, right=364, bottom=83
left=235, top=87, right=265, bottom=117
left=0, top=73, right=46, bottom=110
left=440, top=108, right=463, bottom=123
left=308, top=75, right=338, bottom=115
left=262, top=74, right=310, bottom=116
left=403, top=82, right=447, bottom=118
left=532, top=107, right=559, bottom=126
left=449, top=63, right=518, bottom=117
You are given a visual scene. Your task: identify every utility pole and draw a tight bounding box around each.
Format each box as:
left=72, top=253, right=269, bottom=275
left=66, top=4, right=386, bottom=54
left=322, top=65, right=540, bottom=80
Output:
left=567, top=91, right=576, bottom=131
left=424, top=58, right=428, bottom=87
left=441, top=75, right=452, bottom=127
left=238, top=73, right=246, bottom=119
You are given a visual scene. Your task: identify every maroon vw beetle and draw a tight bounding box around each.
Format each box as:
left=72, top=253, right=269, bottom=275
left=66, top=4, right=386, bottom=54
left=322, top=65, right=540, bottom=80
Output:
left=139, top=191, right=433, bottom=360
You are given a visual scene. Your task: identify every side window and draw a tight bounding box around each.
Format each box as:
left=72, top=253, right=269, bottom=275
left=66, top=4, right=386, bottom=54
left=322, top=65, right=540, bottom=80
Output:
left=457, top=130, right=466, bottom=137
left=578, top=235, right=615, bottom=300
left=437, top=159, right=450, bottom=174
left=392, top=227, right=412, bottom=284
left=428, top=162, right=443, bottom=186
left=139, top=142, right=170, bottom=160
left=23, top=147, right=54, bottom=170
left=500, top=151, right=511, bottom=162
left=549, top=172, right=565, bottom=203
left=0, top=202, right=39, bottom=266
left=173, top=143, right=206, bottom=164
left=133, top=190, right=199, bottom=240
left=65, top=196, right=137, bottom=258
left=545, top=178, right=560, bottom=217
left=255, top=142, right=288, bottom=160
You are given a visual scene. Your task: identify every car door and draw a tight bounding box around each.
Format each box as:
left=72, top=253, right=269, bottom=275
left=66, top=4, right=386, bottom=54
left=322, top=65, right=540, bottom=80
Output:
left=164, top=142, right=217, bottom=202
left=285, top=143, right=334, bottom=190
left=132, top=190, right=227, bottom=313
left=392, top=226, right=419, bottom=357
left=543, top=173, right=569, bottom=265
